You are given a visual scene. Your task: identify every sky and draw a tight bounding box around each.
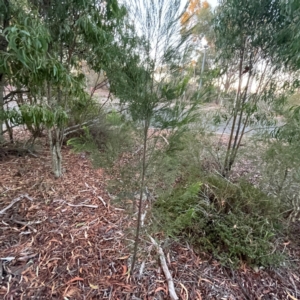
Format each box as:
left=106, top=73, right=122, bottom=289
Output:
left=207, top=0, right=218, bottom=8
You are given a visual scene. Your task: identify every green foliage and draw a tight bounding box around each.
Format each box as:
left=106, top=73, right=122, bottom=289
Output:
left=261, top=105, right=300, bottom=221
left=106, top=109, right=124, bottom=126
left=270, top=1, right=300, bottom=70
left=211, top=0, right=289, bottom=176
left=3, top=104, right=68, bottom=129
left=67, top=111, right=133, bottom=168
left=67, top=126, right=98, bottom=154
left=66, top=94, right=98, bottom=128
left=214, top=0, right=281, bottom=57
left=154, top=175, right=283, bottom=267
left=2, top=20, right=50, bottom=72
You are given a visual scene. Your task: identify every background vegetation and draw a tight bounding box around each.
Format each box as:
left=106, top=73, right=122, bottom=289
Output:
left=1, top=0, right=300, bottom=271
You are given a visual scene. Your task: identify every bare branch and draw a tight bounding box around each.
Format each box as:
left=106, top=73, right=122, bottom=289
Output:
left=0, top=194, right=33, bottom=215
left=4, top=90, right=29, bottom=102
left=149, top=236, right=179, bottom=300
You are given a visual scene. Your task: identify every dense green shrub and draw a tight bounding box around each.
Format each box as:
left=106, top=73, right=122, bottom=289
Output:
left=153, top=175, right=284, bottom=267
left=67, top=110, right=133, bottom=167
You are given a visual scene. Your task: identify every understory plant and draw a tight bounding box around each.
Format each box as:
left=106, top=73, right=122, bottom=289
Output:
left=67, top=109, right=133, bottom=168
left=260, top=105, right=300, bottom=223
left=104, top=0, right=198, bottom=273
left=153, top=174, right=284, bottom=267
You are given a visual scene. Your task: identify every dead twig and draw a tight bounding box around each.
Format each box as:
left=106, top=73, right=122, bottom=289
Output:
left=65, top=202, right=98, bottom=208
left=141, top=205, right=148, bottom=227
left=0, top=187, right=11, bottom=196
left=0, top=194, right=33, bottom=215
left=53, top=199, right=98, bottom=208
left=159, top=133, right=169, bottom=145
left=98, top=196, right=107, bottom=208
left=10, top=217, right=45, bottom=233
left=149, top=236, right=179, bottom=300
left=139, top=261, right=145, bottom=279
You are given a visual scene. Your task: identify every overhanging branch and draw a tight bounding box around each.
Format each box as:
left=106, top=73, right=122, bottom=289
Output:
left=4, top=90, right=30, bottom=101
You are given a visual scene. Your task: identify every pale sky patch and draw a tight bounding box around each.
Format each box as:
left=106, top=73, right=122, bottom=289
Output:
left=207, top=0, right=219, bottom=8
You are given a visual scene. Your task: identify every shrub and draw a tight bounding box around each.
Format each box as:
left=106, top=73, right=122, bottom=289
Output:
left=67, top=110, right=133, bottom=168
left=153, top=175, right=284, bottom=267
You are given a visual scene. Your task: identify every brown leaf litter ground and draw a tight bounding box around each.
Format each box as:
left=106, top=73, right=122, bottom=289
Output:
left=0, top=136, right=300, bottom=299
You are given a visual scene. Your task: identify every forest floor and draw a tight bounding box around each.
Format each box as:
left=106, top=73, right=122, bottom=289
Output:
left=0, top=131, right=300, bottom=299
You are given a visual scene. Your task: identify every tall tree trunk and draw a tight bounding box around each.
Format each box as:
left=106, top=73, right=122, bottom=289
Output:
left=0, top=75, right=4, bottom=142
left=46, top=82, right=63, bottom=178
left=0, top=0, right=10, bottom=142
left=48, top=128, right=63, bottom=178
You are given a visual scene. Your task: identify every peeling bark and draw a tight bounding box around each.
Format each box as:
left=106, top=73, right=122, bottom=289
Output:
left=48, top=129, right=63, bottom=178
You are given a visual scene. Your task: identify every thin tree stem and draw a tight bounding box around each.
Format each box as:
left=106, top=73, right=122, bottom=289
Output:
left=223, top=46, right=244, bottom=176
left=131, top=121, right=149, bottom=274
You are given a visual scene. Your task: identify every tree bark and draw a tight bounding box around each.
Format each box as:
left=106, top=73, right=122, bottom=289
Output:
left=0, top=75, right=4, bottom=142
left=131, top=121, right=149, bottom=273
left=48, top=128, right=63, bottom=178
left=0, top=0, right=10, bottom=142
left=46, top=82, right=63, bottom=178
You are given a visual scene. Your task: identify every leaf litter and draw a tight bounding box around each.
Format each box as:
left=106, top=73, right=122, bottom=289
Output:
left=0, top=139, right=300, bottom=299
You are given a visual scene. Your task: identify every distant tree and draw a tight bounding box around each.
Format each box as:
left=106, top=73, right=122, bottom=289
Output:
left=213, top=0, right=286, bottom=177
left=181, top=0, right=213, bottom=44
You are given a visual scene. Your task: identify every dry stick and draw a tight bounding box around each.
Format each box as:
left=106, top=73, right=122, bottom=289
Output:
left=97, top=196, right=107, bottom=208
left=65, top=203, right=98, bottom=208
left=0, top=188, right=10, bottom=196
left=141, top=206, right=148, bottom=227
left=0, top=194, right=33, bottom=215
left=159, top=133, right=169, bottom=145
left=149, top=236, right=179, bottom=300
left=10, top=218, right=43, bottom=233
left=139, top=261, right=145, bottom=279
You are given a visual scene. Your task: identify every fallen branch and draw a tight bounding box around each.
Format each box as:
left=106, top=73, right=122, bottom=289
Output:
left=53, top=199, right=98, bottom=208
left=1, top=253, right=38, bottom=262
left=141, top=204, right=148, bottom=227
left=27, top=149, right=38, bottom=158
left=159, top=134, right=169, bottom=145
left=98, top=196, right=107, bottom=208
left=139, top=261, right=145, bottom=279
left=3, top=90, right=30, bottom=101
left=149, top=236, right=178, bottom=300
left=0, top=188, right=10, bottom=196
left=0, top=194, right=33, bottom=215
left=66, top=202, right=98, bottom=208
left=10, top=217, right=45, bottom=233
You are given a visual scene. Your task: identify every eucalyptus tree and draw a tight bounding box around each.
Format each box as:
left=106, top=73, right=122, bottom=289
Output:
left=106, top=0, right=195, bottom=272
left=1, top=0, right=128, bottom=177
left=213, top=0, right=286, bottom=177
left=22, top=0, right=128, bottom=177
left=0, top=0, right=58, bottom=142
left=0, top=0, right=11, bottom=140
left=271, top=0, right=300, bottom=71
left=261, top=1, right=300, bottom=223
